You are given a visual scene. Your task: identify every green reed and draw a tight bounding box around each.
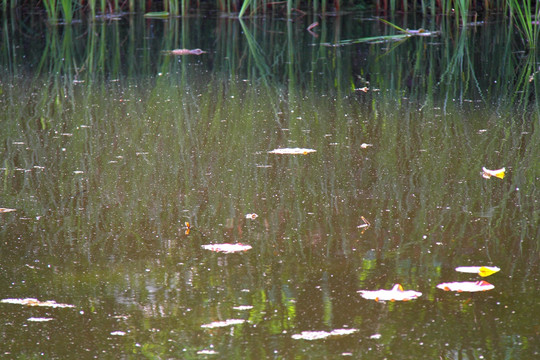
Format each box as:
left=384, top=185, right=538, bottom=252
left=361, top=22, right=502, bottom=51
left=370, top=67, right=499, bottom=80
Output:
left=508, top=0, right=540, bottom=48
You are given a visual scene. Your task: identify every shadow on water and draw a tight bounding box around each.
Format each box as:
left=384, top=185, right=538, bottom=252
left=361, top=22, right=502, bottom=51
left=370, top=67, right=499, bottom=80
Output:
left=0, top=11, right=539, bottom=359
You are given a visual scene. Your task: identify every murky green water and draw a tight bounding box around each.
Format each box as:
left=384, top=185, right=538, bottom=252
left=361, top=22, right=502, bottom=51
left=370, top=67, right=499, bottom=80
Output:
left=1, top=11, right=539, bottom=359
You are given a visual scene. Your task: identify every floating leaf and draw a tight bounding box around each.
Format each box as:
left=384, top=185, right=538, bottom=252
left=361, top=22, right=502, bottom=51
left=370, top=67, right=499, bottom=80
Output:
left=1, top=298, right=75, bottom=308
left=165, top=48, right=206, bottom=56
left=143, top=11, right=169, bottom=18
left=184, top=221, right=191, bottom=235
left=0, top=208, right=16, bottom=213
left=292, top=328, right=358, bottom=340
left=201, top=243, right=252, bottom=253
left=482, top=167, right=505, bottom=179
left=201, top=319, right=245, bottom=328
left=27, top=317, right=54, bottom=322
left=358, top=284, right=422, bottom=302
left=436, top=280, right=495, bottom=292
left=268, top=148, right=316, bottom=155
left=197, top=349, right=219, bottom=355
left=455, top=266, right=500, bottom=277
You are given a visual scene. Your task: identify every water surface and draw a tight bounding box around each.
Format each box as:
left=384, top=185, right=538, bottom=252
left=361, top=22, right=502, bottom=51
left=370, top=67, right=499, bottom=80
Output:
left=0, top=11, right=539, bottom=359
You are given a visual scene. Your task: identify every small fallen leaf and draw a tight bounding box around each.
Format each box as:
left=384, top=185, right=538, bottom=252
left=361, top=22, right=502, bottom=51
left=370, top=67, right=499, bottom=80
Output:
left=436, top=280, right=494, bottom=292
left=1, top=298, right=75, bottom=308
left=360, top=143, right=373, bottom=149
left=201, top=319, right=245, bottom=328
left=245, top=213, right=258, bottom=220
left=167, top=48, right=206, bottom=56
left=455, top=266, right=500, bottom=277
left=358, top=284, right=422, bottom=302
left=0, top=208, right=16, bottom=213
left=184, top=221, right=191, bottom=235
left=268, top=148, right=316, bottom=155
left=292, top=328, right=357, bottom=340
left=201, top=243, right=252, bottom=253
left=144, top=11, right=169, bottom=18
left=27, top=317, right=54, bottom=322
left=482, top=167, right=505, bottom=179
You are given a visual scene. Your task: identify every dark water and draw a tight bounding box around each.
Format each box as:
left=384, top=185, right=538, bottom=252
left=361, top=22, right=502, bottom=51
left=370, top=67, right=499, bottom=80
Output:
left=0, top=11, right=539, bottom=359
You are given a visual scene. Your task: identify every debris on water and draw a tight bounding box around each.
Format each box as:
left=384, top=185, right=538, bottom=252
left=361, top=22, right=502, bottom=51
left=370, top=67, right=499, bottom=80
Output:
left=0, top=208, right=16, bottom=213
left=201, top=243, right=252, bottom=253
left=436, top=280, right=495, bottom=292
left=482, top=167, right=505, bottom=179
left=165, top=49, right=206, bottom=56
left=455, top=266, right=500, bottom=277
left=245, top=213, right=258, bottom=219
left=1, top=298, right=75, bottom=308
left=268, top=148, right=316, bottom=155
left=201, top=319, right=246, bottom=328
left=291, top=328, right=358, bottom=340
left=358, top=284, right=422, bottom=302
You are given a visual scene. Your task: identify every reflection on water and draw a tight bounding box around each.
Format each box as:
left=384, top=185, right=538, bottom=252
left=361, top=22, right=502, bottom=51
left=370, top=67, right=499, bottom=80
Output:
left=0, top=11, right=539, bottom=359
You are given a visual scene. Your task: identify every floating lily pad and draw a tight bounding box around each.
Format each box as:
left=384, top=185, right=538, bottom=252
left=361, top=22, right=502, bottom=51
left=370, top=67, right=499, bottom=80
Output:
left=436, top=280, right=495, bottom=292
left=268, top=148, right=316, bottom=155
left=292, top=328, right=358, bottom=340
left=482, top=167, right=505, bottom=179
left=455, top=266, right=500, bottom=277
left=202, top=243, right=252, bottom=253
left=201, top=319, right=246, bottom=328
left=358, top=284, right=422, bottom=302
left=1, top=298, right=75, bottom=308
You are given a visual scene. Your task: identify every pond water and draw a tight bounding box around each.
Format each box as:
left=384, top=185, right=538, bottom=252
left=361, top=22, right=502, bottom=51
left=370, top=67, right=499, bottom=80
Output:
left=0, top=10, right=539, bottom=359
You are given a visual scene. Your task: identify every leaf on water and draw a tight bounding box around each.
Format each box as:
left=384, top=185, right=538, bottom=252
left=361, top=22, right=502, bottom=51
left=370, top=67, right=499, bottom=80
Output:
left=201, top=243, right=252, bottom=253
left=268, top=148, right=316, bottom=155
left=201, top=319, right=246, bottom=328
left=0, top=208, right=16, bottom=213
left=197, top=349, right=219, bottom=355
left=184, top=221, right=191, bottom=235
left=436, top=280, right=495, bottom=292
left=245, top=213, right=258, bottom=220
left=143, top=11, right=169, bottom=18
left=455, top=266, right=500, bottom=277
left=482, top=167, right=505, bottom=179
left=27, top=317, right=54, bottom=322
left=1, top=298, right=75, bottom=308
left=167, top=48, right=206, bottom=56
left=291, top=328, right=358, bottom=340
left=358, top=284, right=422, bottom=302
